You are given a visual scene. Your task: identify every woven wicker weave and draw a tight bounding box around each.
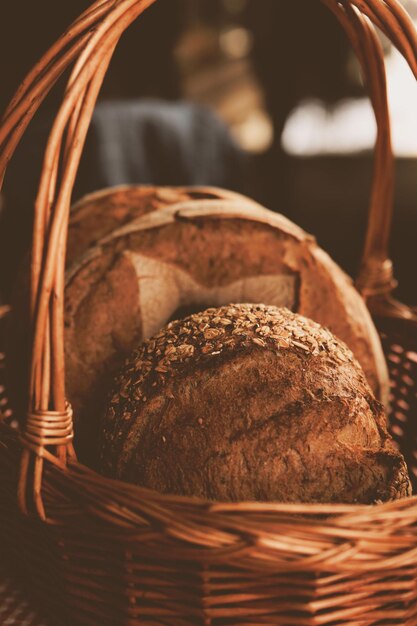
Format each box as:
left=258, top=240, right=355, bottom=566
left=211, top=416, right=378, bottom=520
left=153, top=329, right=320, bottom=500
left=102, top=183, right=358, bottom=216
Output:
left=0, top=1, right=417, bottom=624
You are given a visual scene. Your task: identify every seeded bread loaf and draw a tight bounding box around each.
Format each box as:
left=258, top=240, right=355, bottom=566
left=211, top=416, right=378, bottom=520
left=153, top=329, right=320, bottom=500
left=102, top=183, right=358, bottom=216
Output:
left=7, top=188, right=389, bottom=465
left=100, top=304, right=410, bottom=504
left=64, top=197, right=388, bottom=461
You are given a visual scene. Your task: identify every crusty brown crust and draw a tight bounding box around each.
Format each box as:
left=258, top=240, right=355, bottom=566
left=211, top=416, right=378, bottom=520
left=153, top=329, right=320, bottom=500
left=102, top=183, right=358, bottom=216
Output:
left=165, top=202, right=389, bottom=402
left=67, top=185, right=254, bottom=264
left=64, top=205, right=297, bottom=458
left=8, top=185, right=250, bottom=428
left=7, top=188, right=389, bottom=468
left=100, top=304, right=410, bottom=504
left=64, top=198, right=388, bottom=458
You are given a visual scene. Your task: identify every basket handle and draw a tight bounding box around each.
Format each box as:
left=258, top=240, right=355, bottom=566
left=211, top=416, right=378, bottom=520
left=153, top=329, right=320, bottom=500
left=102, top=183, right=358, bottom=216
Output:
left=324, top=0, right=394, bottom=298
left=0, top=0, right=412, bottom=519
left=352, top=0, right=417, bottom=301
left=1, top=0, right=159, bottom=519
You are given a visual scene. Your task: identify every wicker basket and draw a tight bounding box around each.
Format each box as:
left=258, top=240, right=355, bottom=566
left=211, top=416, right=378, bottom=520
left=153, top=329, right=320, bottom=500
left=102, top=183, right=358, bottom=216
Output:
left=1, top=1, right=417, bottom=624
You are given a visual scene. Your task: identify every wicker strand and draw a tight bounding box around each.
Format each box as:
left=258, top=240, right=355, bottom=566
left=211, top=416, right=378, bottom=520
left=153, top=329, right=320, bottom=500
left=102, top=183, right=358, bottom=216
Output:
left=351, top=0, right=417, bottom=300
left=324, top=1, right=394, bottom=300
left=19, top=406, right=74, bottom=457
left=22, top=44, right=118, bottom=518
left=18, top=404, right=74, bottom=517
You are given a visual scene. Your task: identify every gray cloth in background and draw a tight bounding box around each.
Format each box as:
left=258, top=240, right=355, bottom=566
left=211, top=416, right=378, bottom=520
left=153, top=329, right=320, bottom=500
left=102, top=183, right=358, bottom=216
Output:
left=92, top=99, right=243, bottom=189
left=0, top=99, right=245, bottom=299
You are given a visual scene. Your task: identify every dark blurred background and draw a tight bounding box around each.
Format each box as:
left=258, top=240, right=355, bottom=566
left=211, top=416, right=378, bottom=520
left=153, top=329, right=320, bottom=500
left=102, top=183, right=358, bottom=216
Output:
left=1, top=0, right=417, bottom=303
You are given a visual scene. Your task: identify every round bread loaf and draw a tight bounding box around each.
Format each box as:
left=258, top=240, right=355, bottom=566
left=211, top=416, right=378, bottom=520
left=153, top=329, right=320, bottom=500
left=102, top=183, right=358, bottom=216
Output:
left=100, top=304, right=410, bottom=504
left=7, top=187, right=389, bottom=466
left=64, top=196, right=388, bottom=461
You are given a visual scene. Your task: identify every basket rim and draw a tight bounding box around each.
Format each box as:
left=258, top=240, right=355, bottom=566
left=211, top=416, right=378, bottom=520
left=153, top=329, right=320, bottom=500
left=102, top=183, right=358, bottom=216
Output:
left=2, top=421, right=417, bottom=578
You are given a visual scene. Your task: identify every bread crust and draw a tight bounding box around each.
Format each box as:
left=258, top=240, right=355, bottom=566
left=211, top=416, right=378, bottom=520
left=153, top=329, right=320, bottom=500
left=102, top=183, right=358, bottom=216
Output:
left=65, top=197, right=388, bottom=453
left=7, top=187, right=389, bottom=466
left=100, top=304, right=410, bottom=504
left=7, top=186, right=250, bottom=428
left=67, top=185, right=253, bottom=263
